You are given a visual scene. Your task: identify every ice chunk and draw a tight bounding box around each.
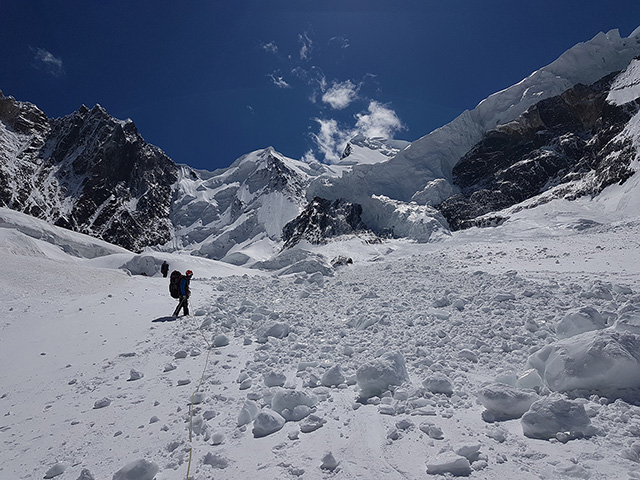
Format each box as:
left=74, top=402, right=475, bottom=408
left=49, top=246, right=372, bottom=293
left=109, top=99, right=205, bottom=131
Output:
left=112, top=459, right=159, bottom=480
left=356, top=352, right=409, bottom=399
left=477, top=383, right=538, bottom=422
left=203, top=452, right=229, bottom=469
left=521, top=395, right=595, bottom=440
left=43, top=463, right=65, bottom=479
left=556, top=306, right=606, bottom=339
left=237, top=400, right=260, bottom=427
left=271, top=389, right=317, bottom=421
left=516, top=369, right=543, bottom=390
left=93, top=397, right=111, bottom=409
left=493, top=292, right=515, bottom=302
left=264, top=371, right=287, bottom=387
left=458, top=349, right=478, bottom=363
left=256, top=322, right=290, bottom=342
left=321, top=365, right=345, bottom=387
left=455, top=444, right=481, bottom=462
left=527, top=329, right=640, bottom=392
left=423, top=373, right=454, bottom=395
left=128, top=369, right=144, bottom=381
left=614, top=308, right=640, bottom=334
left=252, top=409, right=286, bottom=438
left=213, top=334, right=230, bottom=347
left=300, top=414, right=326, bottom=433
left=320, top=452, right=339, bottom=471
left=426, top=454, right=471, bottom=476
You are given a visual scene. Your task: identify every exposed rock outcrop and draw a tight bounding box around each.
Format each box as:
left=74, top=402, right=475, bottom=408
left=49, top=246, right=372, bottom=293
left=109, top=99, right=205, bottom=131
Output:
left=282, top=197, right=369, bottom=248
left=438, top=72, right=640, bottom=229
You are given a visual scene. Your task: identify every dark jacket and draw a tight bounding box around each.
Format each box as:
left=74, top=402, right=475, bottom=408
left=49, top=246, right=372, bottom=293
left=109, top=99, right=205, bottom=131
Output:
left=179, top=276, right=191, bottom=297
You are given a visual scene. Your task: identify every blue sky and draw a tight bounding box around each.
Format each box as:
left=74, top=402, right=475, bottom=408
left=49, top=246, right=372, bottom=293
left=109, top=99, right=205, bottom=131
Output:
left=2, top=1, right=640, bottom=170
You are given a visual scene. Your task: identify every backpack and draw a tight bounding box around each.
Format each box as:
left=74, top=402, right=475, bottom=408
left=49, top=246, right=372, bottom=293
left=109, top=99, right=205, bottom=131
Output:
left=169, top=270, right=183, bottom=298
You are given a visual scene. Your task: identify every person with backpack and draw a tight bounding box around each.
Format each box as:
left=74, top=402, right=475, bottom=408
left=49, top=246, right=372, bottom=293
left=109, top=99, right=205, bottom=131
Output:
left=161, top=260, right=169, bottom=278
left=171, top=270, right=193, bottom=317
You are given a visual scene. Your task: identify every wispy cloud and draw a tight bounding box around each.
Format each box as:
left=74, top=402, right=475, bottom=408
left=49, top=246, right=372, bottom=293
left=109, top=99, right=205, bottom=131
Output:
left=267, top=72, right=291, bottom=89
left=328, top=36, right=350, bottom=49
left=309, top=118, right=351, bottom=163
left=298, top=32, right=313, bottom=60
left=258, top=28, right=404, bottom=163
left=31, top=47, right=65, bottom=77
left=321, top=80, right=359, bottom=110
left=261, top=41, right=278, bottom=54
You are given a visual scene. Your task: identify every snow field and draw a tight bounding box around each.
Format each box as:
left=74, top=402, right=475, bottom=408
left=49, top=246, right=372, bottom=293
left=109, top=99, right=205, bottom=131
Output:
left=1, top=210, right=640, bottom=479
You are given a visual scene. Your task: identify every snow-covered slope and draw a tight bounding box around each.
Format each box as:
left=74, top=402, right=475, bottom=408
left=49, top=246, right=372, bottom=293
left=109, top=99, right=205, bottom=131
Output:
left=2, top=177, right=640, bottom=480
left=168, top=147, right=335, bottom=264
left=336, top=135, right=410, bottom=166
left=309, top=27, right=640, bottom=217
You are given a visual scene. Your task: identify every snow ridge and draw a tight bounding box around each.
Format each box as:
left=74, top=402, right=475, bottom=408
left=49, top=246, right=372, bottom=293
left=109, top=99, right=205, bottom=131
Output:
left=309, top=28, right=640, bottom=211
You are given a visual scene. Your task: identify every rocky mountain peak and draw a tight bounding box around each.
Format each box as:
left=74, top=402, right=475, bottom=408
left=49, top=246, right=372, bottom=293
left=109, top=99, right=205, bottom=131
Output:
left=0, top=92, right=49, bottom=136
left=0, top=100, right=178, bottom=252
left=282, top=197, right=369, bottom=249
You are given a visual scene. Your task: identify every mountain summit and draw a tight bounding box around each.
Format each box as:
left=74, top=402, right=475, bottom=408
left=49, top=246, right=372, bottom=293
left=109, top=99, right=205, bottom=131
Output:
left=0, top=94, right=177, bottom=251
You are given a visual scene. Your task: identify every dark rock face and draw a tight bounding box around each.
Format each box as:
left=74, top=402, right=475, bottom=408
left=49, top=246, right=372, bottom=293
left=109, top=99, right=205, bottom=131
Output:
left=0, top=94, right=178, bottom=251
left=438, top=73, right=639, bottom=230
left=282, top=197, right=368, bottom=248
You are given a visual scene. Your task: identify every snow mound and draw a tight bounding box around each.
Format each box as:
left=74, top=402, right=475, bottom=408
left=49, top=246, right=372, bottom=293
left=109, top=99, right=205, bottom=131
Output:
left=0, top=206, right=127, bottom=259
left=252, top=248, right=322, bottom=271
left=521, top=395, right=596, bottom=441
left=278, top=256, right=333, bottom=277
left=120, top=254, right=163, bottom=276
left=527, top=329, right=640, bottom=395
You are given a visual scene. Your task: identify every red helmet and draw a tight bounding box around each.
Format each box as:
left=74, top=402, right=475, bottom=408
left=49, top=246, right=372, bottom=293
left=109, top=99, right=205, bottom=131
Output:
left=186, top=270, right=193, bottom=276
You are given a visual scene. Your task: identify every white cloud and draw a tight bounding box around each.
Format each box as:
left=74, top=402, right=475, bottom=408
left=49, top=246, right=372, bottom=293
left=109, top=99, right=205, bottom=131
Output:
left=31, top=47, right=64, bottom=77
left=309, top=101, right=405, bottom=163
left=321, top=80, right=359, bottom=110
left=268, top=73, right=291, bottom=89
left=298, top=32, right=313, bottom=60
left=354, top=101, right=405, bottom=138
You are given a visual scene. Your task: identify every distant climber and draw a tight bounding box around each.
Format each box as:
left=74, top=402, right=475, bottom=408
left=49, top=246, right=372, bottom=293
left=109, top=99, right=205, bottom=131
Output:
left=161, top=260, right=169, bottom=278
left=172, top=270, right=193, bottom=317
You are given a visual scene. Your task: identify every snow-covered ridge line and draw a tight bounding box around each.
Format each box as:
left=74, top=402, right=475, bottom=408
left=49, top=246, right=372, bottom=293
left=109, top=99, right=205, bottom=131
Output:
left=0, top=206, right=128, bottom=258
left=310, top=26, right=640, bottom=208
